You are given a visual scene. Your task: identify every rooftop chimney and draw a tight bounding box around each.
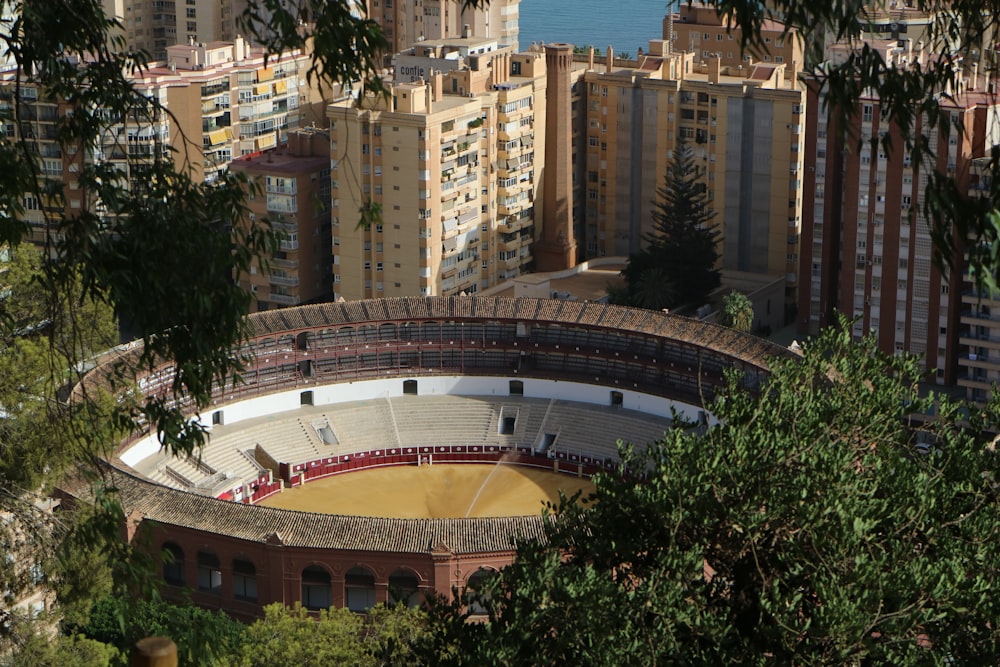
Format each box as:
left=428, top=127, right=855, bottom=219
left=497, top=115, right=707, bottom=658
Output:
left=606, top=46, right=614, bottom=74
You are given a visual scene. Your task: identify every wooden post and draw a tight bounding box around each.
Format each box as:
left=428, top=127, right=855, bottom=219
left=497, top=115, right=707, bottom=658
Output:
left=131, top=637, right=178, bottom=667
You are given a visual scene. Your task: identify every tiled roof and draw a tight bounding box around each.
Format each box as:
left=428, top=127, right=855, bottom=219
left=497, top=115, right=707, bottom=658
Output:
left=109, top=467, right=547, bottom=554
left=246, top=297, right=792, bottom=369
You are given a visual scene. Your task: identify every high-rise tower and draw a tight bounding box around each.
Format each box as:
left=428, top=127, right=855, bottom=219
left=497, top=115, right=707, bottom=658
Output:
left=535, top=43, right=577, bottom=272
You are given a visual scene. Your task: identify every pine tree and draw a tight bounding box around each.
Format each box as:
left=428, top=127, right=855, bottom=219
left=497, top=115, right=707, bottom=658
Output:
left=620, top=137, right=721, bottom=311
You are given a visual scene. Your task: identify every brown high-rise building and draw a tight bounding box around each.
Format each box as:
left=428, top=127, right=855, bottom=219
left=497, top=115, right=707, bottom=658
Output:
left=229, top=127, right=333, bottom=312
left=666, top=0, right=802, bottom=79
left=535, top=43, right=577, bottom=272
left=798, top=38, right=1000, bottom=388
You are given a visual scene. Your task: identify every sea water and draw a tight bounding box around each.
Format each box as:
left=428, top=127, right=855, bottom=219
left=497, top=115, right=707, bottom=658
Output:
left=517, top=0, right=671, bottom=55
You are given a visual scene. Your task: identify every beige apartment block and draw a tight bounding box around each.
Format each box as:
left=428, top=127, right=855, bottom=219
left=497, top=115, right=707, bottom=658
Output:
left=363, top=0, right=520, bottom=57
left=665, top=1, right=803, bottom=79
left=104, top=0, right=236, bottom=61
left=581, top=40, right=805, bottom=314
left=1, top=38, right=328, bottom=245
left=230, top=127, right=333, bottom=312
left=328, top=36, right=562, bottom=300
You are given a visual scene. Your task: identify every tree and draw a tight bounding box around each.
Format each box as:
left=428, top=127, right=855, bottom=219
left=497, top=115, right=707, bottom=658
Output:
left=2, top=631, right=119, bottom=667
left=419, top=322, right=1000, bottom=664
left=231, top=603, right=428, bottom=667
left=0, top=243, right=118, bottom=643
left=0, top=0, right=480, bottom=638
left=619, top=137, right=721, bottom=311
left=72, top=595, right=246, bottom=667
left=720, top=290, right=754, bottom=332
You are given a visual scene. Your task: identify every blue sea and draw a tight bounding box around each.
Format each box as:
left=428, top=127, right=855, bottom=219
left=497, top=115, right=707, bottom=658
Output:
left=518, top=0, right=671, bottom=56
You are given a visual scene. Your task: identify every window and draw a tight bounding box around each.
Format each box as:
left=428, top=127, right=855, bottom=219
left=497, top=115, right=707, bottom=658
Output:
left=388, top=569, right=420, bottom=607
left=162, top=543, right=185, bottom=586
left=197, top=552, right=222, bottom=594
left=345, top=567, right=376, bottom=612
left=233, top=559, right=257, bottom=602
left=465, top=569, right=493, bottom=615
left=302, top=566, right=332, bottom=610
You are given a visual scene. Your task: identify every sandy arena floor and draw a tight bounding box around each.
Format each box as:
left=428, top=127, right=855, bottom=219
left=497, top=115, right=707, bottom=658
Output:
left=257, top=464, right=596, bottom=518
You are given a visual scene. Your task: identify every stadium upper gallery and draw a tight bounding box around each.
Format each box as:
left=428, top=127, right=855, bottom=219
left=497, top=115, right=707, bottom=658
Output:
left=85, top=296, right=789, bottom=617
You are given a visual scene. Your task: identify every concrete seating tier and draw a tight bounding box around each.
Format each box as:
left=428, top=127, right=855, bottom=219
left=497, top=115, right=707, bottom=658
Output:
left=131, top=396, right=675, bottom=492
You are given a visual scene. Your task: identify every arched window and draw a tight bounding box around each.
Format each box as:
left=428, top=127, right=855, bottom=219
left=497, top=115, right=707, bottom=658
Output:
left=233, top=558, right=257, bottom=602
left=301, top=565, right=332, bottom=611
left=421, top=321, right=440, bottom=342
left=400, top=322, right=419, bottom=341
left=197, top=551, right=222, bottom=594
left=162, top=542, right=185, bottom=586
left=388, top=569, right=420, bottom=608
left=378, top=323, right=397, bottom=340
left=344, top=566, right=376, bottom=612
left=465, top=568, right=493, bottom=615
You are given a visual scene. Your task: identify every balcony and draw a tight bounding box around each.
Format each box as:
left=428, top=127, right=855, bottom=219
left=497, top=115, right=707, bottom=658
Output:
left=270, top=219, right=298, bottom=234
left=268, top=293, right=300, bottom=305
left=271, top=257, right=299, bottom=270
left=268, top=274, right=300, bottom=287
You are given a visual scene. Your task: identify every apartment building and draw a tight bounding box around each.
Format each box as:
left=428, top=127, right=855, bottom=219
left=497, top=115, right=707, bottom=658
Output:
left=103, top=0, right=237, bottom=60
left=230, top=127, right=333, bottom=311
left=580, top=40, right=806, bottom=313
left=665, top=0, right=802, bottom=78
left=328, top=36, right=585, bottom=299
left=798, top=38, right=1000, bottom=385
left=958, top=157, right=1000, bottom=402
left=1, top=38, right=328, bottom=243
left=363, top=0, right=520, bottom=57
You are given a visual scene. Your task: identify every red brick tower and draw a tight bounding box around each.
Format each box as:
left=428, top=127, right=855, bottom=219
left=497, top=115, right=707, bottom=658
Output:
left=535, top=42, right=578, bottom=272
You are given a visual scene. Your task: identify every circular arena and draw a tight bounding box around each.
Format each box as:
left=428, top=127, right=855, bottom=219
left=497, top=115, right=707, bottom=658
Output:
left=103, top=296, right=791, bottom=618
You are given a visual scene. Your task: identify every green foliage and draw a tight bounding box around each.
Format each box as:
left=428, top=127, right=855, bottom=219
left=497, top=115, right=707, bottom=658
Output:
left=5, top=631, right=119, bottom=667
left=619, top=137, right=721, bottom=311
left=720, top=290, right=754, bottom=332
left=231, top=603, right=428, bottom=667
left=73, top=595, right=246, bottom=667
left=422, top=322, right=1000, bottom=664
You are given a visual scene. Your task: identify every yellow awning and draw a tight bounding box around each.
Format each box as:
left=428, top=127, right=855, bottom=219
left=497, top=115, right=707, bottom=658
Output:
left=257, top=67, right=274, bottom=82
left=273, top=79, right=288, bottom=94
left=257, top=133, right=277, bottom=150
left=208, top=129, right=228, bottom=145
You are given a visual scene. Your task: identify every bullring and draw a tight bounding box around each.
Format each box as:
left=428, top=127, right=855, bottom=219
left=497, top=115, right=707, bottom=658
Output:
left=97, top=296, right=791, bottom=619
